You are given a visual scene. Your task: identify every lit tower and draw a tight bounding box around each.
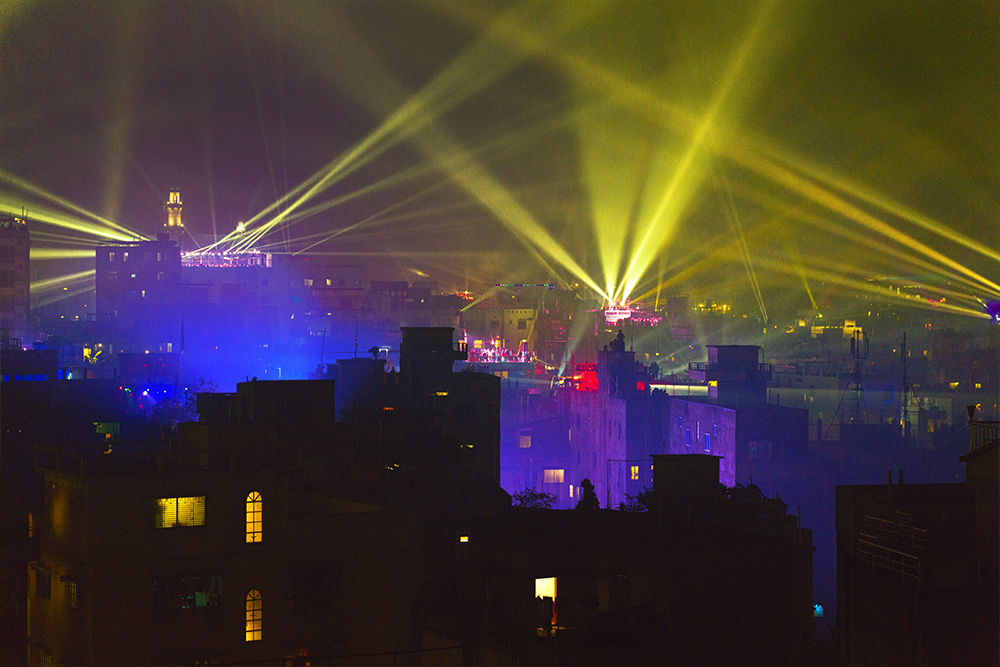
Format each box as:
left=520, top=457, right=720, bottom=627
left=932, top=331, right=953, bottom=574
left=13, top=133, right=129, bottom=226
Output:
left=162, top=188, right=184, bottom=247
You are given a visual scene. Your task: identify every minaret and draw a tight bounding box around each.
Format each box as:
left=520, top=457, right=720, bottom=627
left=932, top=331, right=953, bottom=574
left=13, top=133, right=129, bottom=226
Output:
left=162, top=188, right=184, bottom=246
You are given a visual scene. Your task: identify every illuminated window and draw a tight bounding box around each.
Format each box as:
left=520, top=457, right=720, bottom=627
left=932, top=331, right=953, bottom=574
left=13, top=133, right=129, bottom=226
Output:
left=303, top=278, right=313, bottom=287
left=245, top=590, right=262, bottom=641
left=108, top=252, right=116, bottom=262
left=569, top=484, right=574, bottom=499
left=975, top=383, right=982, bottom=389
left=535, top=577, right=557, bottom=598
left=155, top=496, right=206, bottom=528
left=630, top=465, right=639, bottom=481
left=519, top=434, right=531, bottom=448
left=246, top=492, right=262, bottom=543
left=326, top=278, right=332, bottom=286
left=543, top=469, right=564, bottom=484
left=67, top=580, right=79, bottom=610
left=459, top=535, right=469, bottom=543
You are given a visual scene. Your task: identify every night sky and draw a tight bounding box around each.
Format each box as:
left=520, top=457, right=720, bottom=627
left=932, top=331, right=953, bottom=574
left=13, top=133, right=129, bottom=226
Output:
left=2, top=0, right=997, bottom=312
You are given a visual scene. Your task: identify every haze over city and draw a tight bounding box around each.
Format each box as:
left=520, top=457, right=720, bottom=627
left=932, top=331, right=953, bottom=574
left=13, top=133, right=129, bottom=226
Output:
left=1, top=2, right=998, bottom=666
left=3, top=0, right=998, bottom=320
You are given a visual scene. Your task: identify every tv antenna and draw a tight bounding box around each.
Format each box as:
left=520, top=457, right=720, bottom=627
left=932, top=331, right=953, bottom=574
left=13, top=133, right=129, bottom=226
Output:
left=831, top=329, right=870, bottom=432
left=896, top=332, right=913, bottom=441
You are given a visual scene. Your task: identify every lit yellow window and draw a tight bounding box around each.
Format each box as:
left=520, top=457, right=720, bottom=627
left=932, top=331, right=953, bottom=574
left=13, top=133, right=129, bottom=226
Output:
left=156, top=496, right=205, bottom=528
left=245, top=590, right=262, bottom=641
left=543, top=469, right=564, bottom=484
left=535, top=577, right=557, bottom=598
left=246, top=492, right=262, bottom=543
left=631, top=465, right=639, bottom=480
left=519, top=434, right=531, bottom=448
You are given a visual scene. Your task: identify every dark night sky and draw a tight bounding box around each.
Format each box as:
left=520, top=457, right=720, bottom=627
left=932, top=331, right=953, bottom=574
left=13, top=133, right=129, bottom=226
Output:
left=2, top=0, right=997, bottom=308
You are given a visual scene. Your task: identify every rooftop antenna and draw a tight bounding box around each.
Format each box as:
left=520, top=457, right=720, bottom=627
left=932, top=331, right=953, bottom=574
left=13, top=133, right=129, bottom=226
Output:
left=830, top=329, right=869, bottom=435
left=897, top=332, right=913, bottom=441
left=849, top=329, right=870, bottom=424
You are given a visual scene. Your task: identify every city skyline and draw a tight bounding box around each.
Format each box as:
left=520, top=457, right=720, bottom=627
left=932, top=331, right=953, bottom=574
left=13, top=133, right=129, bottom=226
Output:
left=2, top=0, right=998, bottom=319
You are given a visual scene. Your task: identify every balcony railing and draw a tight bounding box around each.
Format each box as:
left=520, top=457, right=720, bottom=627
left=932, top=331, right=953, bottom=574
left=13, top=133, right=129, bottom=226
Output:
left=969, top=421, right=1000, bottom=453
left=858, top=538, right=921, bottom=581
left=856, top=514, right=927, bottom=582
left=688, top=362, right=773, bottom=373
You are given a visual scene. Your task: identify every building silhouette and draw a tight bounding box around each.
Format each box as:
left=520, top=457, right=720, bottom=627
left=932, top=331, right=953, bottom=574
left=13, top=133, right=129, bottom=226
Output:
left=835, top=415, right=998, bottom=665
left=0, top=215, right=30, bottom=343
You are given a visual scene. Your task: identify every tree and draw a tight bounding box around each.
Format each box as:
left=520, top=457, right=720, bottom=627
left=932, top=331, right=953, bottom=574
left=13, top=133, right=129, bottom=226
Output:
left=619, top=486, right=653, bottom=512
left=575, top=478, right=600, bottom=510
left=512, top=487, right=557, bottom=509
left=146, top=378, right=218, bottom=431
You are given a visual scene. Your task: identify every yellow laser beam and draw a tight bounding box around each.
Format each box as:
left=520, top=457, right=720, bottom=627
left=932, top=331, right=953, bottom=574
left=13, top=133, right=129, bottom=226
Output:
left=30, top=269, right=95, bottom=293
left=719, top=146, right=1000, bottom=295
left=618, top=0, right=780, bottom=303
left=0, top=171, right=147, bottom=240
left=30, top=248, right=97, bottom=260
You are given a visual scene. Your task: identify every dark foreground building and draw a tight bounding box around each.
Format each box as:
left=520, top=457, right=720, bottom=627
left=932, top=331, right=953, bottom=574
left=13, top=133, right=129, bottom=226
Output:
left=23, top=329, right=814, bottom=665
left=836, top=416, right=999, bottom=666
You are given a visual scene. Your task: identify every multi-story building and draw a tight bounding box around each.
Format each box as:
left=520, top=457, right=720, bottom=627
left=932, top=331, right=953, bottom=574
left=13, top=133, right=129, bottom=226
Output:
left=0, top=216, right=30, bottom=342
left=26, top=326, right=506, bottom=665
left=835, top=416, right=998, bottom=666
left=94, top=234, right=182, bottom=332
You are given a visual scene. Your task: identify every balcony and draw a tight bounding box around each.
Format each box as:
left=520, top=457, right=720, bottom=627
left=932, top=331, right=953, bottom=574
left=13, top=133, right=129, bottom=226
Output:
left=969, top=420, right=999, bottom=453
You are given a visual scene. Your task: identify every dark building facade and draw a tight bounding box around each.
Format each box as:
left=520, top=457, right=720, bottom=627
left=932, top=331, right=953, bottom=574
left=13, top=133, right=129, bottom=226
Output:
left=0, top=215, right=30, bottom=343
left=835, top=419, right=999, bottom=666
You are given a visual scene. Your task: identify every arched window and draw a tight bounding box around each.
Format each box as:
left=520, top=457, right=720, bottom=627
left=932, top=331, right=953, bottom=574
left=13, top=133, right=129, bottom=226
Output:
left=245, top=589, right=262, bottom=641
left=246, top=492, right=262, bottom=543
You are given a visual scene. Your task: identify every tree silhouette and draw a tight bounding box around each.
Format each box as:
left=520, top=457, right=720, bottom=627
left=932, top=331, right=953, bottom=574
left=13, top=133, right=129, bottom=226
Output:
left=619, top=486, right=653, bottom=512
left=512, top=487, right=557, bottom=509
left=575, top=478, right=600, bottom=510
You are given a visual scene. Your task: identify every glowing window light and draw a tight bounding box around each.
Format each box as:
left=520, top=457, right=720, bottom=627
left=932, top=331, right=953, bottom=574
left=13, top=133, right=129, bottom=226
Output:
left=155, top=496, right=205, bottom=528
left=246, top=492, right=262, bottom=543
left=459, top=535, right=469, bottom=543
left=245, top=590, right=262, bottom=641
left=535, top=577, right=556, bottom=599
left=543, top=469, right=564, bottom=484
left=605, top=307, right=631, bottom=325
left=519, top=434, right=531, bottom=448
left=630, top=465, right=639, bottom=481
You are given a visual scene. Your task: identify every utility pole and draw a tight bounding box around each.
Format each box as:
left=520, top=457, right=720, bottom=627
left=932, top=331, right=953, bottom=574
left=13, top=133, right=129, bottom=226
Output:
left=898, top=333, right=912, bottom=441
